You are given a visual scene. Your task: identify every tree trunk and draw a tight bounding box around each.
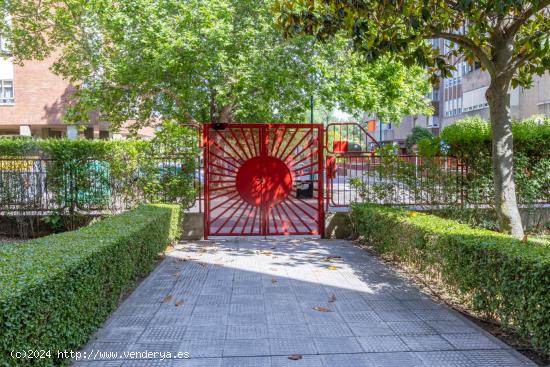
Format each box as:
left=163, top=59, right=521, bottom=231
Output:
left=485, top=78, right=524, bottom=239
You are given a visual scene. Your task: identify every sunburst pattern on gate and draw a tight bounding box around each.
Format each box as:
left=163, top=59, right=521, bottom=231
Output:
left=204, top=124, right=324, bottom=237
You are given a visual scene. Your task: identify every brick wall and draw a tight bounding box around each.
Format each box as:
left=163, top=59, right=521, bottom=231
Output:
left=0, top=56, right=74, bottom=132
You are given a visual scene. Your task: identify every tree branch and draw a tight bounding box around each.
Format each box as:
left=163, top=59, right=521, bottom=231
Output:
left=505, top=0, right=550, bottom=37
left=427, top=30, right=497, bottom=76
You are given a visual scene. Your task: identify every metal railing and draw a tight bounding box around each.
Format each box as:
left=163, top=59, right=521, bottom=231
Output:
left=0, top=156, right=203, bottom=215
left=326, top=154, right=550, bottom=209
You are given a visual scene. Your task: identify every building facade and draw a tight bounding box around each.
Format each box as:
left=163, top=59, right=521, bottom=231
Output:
left=374, top=38, right=550, bottom=151
left=0, top=46, right=154, bottom=139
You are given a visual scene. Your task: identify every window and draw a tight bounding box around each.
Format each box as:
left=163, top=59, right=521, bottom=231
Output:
left=539, top=102, right=550, bottom=118
left=0, top=80, right=14, bottom=104
left=99, top=130, right=110, bottom=140
left=0, top=37, right=8, bottom=53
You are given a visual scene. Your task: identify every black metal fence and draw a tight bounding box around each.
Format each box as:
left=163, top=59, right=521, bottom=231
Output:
left=2, top=154, right=548, bottom=215
left=326, top=154, right=550, bottom=209
left=0, top=156, right=203, bottom=215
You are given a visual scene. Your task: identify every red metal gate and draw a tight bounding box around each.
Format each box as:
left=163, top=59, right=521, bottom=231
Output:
left=204, top=123, right=324, bottom=238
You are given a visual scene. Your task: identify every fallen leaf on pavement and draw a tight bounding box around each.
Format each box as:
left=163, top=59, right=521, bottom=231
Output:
left=313, top=306, right=332, bottom=312
left=161, top=295, right=173, bottom=304
left=175, top=300, right=184, bottom=307
left=198, top=262, right=208, bottom=267
left=328, top=294, right=337, bottom=303
left=288, top=354, right=303, bottom=360
left=324, top=255, right=342, bottom=262
left=327, top=266, right=338, bottom=270
left=271, top=278, right=278, bottom=284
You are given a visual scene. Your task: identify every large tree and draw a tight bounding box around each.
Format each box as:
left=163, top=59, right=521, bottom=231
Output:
left=277, top=0, right=550, bottom=238
left=0, top=0, right=430, bottom=129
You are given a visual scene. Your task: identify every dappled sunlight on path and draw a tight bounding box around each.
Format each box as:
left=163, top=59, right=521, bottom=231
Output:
left=74, top=238, right=534, bottom=366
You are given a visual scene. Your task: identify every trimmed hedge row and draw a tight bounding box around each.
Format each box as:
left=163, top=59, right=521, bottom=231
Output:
left=352, top=203, right=550, bottom=353
left=0, top=204, right=181, bottom=366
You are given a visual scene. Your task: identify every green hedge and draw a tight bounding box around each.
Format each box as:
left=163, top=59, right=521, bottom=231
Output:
left=0, top=138, right=148, bottom=160
left=0, top=204, right=181, bottom=366
left=439, top=115, right=550, bottom=205
left=352, top=203, right=550, bottom=353
left=441, top=115, right=550, bottom=160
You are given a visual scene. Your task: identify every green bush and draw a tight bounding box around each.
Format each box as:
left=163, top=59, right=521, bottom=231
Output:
left=441, top=115, right=550, bottom=160
left=0, top=138, right=148, bottom=160
left=405, top=126, right=434, bottom=153
left=440, top=115, right=550, bottom=205
left=352, top=203, right=550, bottom=353
left=0, top=124, right=199, bottom=214
left=0, top=204, right=181, bottom=366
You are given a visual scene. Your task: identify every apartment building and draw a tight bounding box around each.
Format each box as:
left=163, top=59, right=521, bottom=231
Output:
left=376, top=38, right=550, bottom=151
left=0, top=39, right=154, bottom=139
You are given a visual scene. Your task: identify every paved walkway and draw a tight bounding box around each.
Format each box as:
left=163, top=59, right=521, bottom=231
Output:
left=75, top=238, right=534, bottom=366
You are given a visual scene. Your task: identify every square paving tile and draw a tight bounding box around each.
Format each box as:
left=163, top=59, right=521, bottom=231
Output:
left=366, top=300, right=406, bottom=311
left=347, top=322, right=395, bottom=336
left=321, top=354, right=372, bottom=367
left=426, top=320, right=478, bottom=334
left=367, top=352, right=424, bottom=366
left=223, top=340, right=270, bottom=357
left=139, top=327, right=187, bottom=342
left=308, top=323, right=353, bottom=337
left=386, top=321, right=435, bottom=335
left=333, top=299, right=373, bottom=312
left=412, top=308, right=459, bottom=321
left=183, top=325, right=225, bottom=339
left=313, top=337, right=363, bottom=354
left=357, top=335, right=410, bottom=352
left=229, top=303, right=263, bottom=314
left=462, top=350, right=533, bottom=366
left=172, top=358, right=222, bottom=367
left=303, top=310, right=344, bottom=323
left=374, top=310, right=421, bottom=322
left=268, top=323, right=310, bottom=338
left=149, top=314, right=189, bottom=327
left=267, top=312, right=305, bottom=325
left=271, top=355, right=324, bottom=367
left=131, top=341, right=182, bottom=354
left=108, top=316, right=151, bottom=329
left=400, top=335, right=455, bottom=351
left=179, top=339, right=224, bottom=358
left=227, top=312, right=266, bottom=325
left=416, top=351, right=474, bottom=366
left=441, top=333, right=504, bottom=350
left=268, top=338, right=317, bottom=355
left=340, top=311, right=382, bottom=323
left=73, top=362, right=125, bottom=367
left=220, top=357, right=270, bottom=367
left=188, top=313, right=227, bottom=326
left=96, top=327, right=144, bottom=343
left=121, top=360, right=173, bottom=367
left=226, top=325, right=268, bottom=339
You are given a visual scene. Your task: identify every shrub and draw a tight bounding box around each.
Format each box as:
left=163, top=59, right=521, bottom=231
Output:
left=441, top=114, right=550, bottom=161
left=0, top=124, right=199, bottom=215
left=440, top=115, right=550, bottom=205
left=352, top=203, right=550, bottom=353
left=0, top=204, right=181, bottom=366
left=405, top=126, right=434, bottom=152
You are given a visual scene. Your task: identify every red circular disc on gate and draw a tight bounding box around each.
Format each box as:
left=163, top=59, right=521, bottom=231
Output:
left=236, top=156, right=293, bottom=207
